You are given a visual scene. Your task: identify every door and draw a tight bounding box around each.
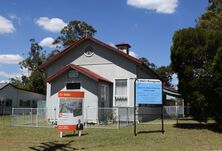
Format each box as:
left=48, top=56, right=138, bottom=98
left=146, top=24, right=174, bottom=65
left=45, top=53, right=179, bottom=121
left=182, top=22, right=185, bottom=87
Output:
left=99, top=84, right=109, bottom=122
left=100, top=84, right=109, bottom=107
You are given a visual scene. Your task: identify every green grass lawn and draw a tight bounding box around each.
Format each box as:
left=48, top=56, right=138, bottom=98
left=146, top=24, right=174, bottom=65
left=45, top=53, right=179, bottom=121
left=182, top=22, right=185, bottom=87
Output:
left=0, top=116, right=222, bottom=151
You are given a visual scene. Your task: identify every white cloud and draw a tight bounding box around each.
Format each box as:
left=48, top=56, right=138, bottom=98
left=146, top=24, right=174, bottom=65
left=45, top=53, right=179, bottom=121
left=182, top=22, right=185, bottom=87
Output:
left=129, top=51, right=139, bottom=58
left=0, top=16, right=15, bottom=34
left=0, top=71, right=8, bottom=78
left=35, top=17, right=67, bottom=33
left=39, top=37, right=59, bottom=48
left=0, top=80, right=9, bottom=83
left=0, top=54, right=23, bottom=64
left=127, top=0, right=178, bottom=14
left=0, top=69, right=29, bottom=80
left=0, top=71, right=20, bottom=79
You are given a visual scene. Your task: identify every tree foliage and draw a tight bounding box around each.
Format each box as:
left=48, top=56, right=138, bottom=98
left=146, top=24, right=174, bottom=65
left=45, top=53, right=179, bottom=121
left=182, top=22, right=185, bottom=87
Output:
left=20, top=39, right=45, bottom=71
left=139, top=57, right=174, bottom=87
left=197, top=0, right=222, bottom=31
left=53, top=20, right=97, bottom=48
left=10, top=20, right=97, bottom=94
left=171, top=0, right=222, bottom=124
left=139, top=57, right=157, bottom=70
left=155, top=66, right=173, bottom=87
left=10, top=39, right=46, bottom=94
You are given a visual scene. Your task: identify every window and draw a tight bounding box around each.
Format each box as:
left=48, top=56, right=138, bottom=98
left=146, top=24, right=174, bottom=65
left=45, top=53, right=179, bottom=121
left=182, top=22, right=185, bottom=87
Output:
left=19, top=100, right=31, bottom=108
left=6, top=99, right=12, bottom=107
left=84, top=46, right=94, bottom=57
left=19, top=100, right=24, bottom=107
left=32, top=100, right=37, bottom=108
left=0, top=100, right=5, bottom=106
left=115, top=79, right=127, bottom=101
left=66, top=83, right=81, bottom=90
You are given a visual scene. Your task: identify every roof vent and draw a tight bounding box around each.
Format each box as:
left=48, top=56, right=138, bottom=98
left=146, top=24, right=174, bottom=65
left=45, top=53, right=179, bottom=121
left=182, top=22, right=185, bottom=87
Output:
left=115, top=43, right=131, bottom=54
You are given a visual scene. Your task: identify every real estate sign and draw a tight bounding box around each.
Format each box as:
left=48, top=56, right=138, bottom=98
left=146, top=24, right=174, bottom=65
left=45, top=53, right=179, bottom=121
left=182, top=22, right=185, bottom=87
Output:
left=57, top=91, right=84, bottom=132
left=136, top=79, right=162, bottom=105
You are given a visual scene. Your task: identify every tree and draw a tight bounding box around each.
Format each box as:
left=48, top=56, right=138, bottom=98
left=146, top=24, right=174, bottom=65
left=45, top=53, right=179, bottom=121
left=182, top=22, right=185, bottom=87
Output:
left=47, top=50, right=60, bottom=59
left=155, top=66, right=173, bottom=87
left=20, top=39, right=45, bottom=71
left=10, top=39, right=46, bottom=94
left=171, top=7, right=222, bottom=125
left=10, top=75, right=31, bottom=90
left=208, top=0, right=222, bottom=12
left=139, top=57, right=174, bottom=87
left=53, top=20, right=97, bottom=48
left=11, top=20, right=97, bottom=94
left=139, top=57, right=157, bottom=70
left=197, top=0, right=222, bottom=31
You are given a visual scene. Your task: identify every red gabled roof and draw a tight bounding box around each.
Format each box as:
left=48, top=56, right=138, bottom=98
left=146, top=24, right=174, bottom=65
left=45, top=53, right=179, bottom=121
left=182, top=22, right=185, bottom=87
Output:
left=46, top=64, right=112, bottom=83
left=39, top=35, right=142, bottom=69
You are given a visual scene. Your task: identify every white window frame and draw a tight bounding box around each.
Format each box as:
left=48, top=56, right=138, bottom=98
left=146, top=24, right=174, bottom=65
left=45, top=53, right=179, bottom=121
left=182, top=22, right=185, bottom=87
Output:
left=114, top=79, right=128, bottom=106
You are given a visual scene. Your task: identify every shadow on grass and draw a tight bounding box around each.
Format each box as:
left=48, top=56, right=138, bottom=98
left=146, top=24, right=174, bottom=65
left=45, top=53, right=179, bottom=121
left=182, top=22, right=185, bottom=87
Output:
left=137, top=130, right=165, bottom=134
left=174, top=123, right=222, bottom=133
left=63, top=133, right=88, bottom=138
left=29, top=140, right=85, bottom=151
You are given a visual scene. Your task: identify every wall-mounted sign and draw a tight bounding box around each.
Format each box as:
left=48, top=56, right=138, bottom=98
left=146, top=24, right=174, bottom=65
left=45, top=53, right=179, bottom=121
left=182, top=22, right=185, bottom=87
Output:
left=136, top=79, right=162, bottom=105
left=68, top=70, right=79, bottom=78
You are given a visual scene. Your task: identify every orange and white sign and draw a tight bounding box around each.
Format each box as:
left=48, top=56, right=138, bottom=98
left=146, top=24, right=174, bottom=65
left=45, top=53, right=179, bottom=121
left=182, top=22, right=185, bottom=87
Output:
left=58, top=91, right=84, bottom=98
left=57, top=91, right=84, bottom=133
left=58, top=125, right=76, bottom=132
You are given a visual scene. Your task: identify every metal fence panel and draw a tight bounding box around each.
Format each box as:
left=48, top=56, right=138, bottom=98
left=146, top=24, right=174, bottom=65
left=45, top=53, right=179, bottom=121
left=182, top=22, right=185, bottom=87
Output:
left=11, top=108, right=55, bottom=127
left=84, top=107, right=119, bottom=129
left=0, top=107, right=12, bottom=115
left=11, top=106, right=186, bottom=128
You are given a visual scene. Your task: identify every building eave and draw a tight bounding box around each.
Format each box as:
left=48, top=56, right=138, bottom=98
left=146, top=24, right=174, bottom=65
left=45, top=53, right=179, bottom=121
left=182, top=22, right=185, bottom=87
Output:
left=46, top=64, right=112, bottom=84
left=39, top=36, right=143, bottom=70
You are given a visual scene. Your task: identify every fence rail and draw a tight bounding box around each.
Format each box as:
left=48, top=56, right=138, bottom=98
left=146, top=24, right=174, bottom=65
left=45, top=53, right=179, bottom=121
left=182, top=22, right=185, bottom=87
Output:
left=11, top=106, right=186, bottom=128
left=11, top=108, right=54, bottom=127
left=0, top=106, right=12, bottom=115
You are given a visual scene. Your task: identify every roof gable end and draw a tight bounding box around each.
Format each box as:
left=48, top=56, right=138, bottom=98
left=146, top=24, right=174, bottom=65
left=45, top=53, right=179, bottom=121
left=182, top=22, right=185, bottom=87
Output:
left=39, top=36, right=142, bottom=69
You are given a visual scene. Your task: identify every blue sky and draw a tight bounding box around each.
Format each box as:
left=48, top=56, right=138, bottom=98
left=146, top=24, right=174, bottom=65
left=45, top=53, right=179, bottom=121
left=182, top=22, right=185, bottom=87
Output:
left=0, top=0, right=208, bottom=82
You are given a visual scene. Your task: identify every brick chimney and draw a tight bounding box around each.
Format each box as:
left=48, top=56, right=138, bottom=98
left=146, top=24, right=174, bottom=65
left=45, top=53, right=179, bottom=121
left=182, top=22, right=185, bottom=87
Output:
left=115, top=43, right=131, bottom=54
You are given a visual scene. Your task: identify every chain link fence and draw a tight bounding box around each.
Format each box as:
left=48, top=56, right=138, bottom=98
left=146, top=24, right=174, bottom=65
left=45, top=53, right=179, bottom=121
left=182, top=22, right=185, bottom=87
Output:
left=84, top=107, right=134, bottom=128
left=0, top=106, right=12, bottom=115
left=137, top=106, right=185, bottom=125
left=11, top=106, right=187, bottom=128
left=11, top=108, right=55, bottom=127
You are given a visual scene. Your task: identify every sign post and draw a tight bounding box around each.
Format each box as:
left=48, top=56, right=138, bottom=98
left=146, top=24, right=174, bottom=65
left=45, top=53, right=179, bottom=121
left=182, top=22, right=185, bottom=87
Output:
left=134, top=79, right=137, bottom=136
left=134, top=79, right=164, bottom=136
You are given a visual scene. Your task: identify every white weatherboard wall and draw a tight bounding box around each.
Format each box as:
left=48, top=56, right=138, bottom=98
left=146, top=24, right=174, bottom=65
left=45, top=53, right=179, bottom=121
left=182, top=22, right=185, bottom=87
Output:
left=47, top=70, right=99, bottom=122
left=45, top=39, right=157, bottom=121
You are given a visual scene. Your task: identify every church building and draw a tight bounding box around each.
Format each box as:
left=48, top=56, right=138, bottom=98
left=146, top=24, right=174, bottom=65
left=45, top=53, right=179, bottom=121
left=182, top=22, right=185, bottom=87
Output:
left=39, top=36, right=167, bottom=122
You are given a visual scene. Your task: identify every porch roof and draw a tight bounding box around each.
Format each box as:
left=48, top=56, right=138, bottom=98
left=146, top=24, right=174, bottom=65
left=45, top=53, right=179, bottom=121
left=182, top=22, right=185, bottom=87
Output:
left=46, top=64, right=112, bottom=83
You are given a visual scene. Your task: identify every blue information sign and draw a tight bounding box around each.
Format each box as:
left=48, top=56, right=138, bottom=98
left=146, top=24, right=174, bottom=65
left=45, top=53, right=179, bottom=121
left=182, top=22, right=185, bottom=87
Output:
left=136, top=79, right=162, bottom=104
